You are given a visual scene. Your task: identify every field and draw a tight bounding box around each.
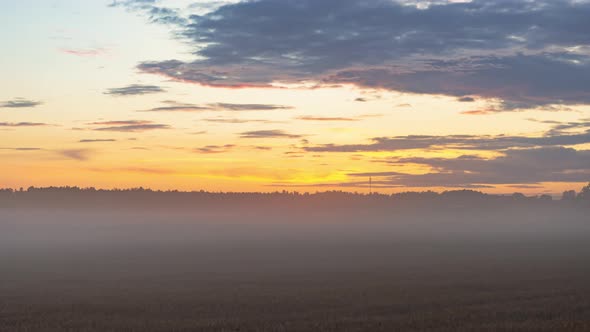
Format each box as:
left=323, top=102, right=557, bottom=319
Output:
left=1, top=207, right=590, bottom=331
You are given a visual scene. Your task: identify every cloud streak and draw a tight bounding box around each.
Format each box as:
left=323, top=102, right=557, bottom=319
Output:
left=57, top=149, right=93, bottom=161
left=347, top=147, right=590, bottom=187
left=239, top=130, right=302, bottom=139
left=296, top=116, right=358, bottom=122
left=194, top=144, right=236, bottom=154
left=87, top=120, right=171, bottom=132
left=139, top=101, right=293, bottom=112
left=209, top=103, right=293, bottom=111
left=60, top=48, right=108, bottom=57
left=0, top=147, right=43, bottom=151
left=0, top=122, right=49, bottom=127
left=0, top=99, right=42, bottom=108
left=79, top=139, right=117, bottom=143
left=104, top=84, right=166, bottom=96
left=304, top=130, right=590, bottom=153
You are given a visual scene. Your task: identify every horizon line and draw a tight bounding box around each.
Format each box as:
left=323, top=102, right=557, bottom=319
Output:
left=2, top=184, right=588, bottom=198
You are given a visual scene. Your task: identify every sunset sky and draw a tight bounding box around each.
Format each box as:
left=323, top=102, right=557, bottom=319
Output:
left=1, top=0, right=589, bottom=194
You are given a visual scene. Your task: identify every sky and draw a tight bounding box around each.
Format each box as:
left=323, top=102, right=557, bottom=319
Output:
left=1, top=0, right=589, bottom=195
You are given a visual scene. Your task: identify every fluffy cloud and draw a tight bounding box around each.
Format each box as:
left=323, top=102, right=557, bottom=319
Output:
left=124, top=0, right=590, bottom=110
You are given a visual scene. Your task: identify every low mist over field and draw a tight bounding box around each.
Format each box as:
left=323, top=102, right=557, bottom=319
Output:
left=2, top=186, right=590, bottom=331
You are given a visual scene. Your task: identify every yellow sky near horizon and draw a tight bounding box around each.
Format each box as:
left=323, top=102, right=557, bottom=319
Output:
left=1, top=0, right=589, bottom=196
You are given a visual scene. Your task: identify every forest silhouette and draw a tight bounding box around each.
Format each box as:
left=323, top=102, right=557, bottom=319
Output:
left=1, top=183, right=588, bottom=211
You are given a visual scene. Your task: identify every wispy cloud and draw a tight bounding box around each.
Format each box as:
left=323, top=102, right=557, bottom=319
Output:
left=458, top=96, right=476, bottom=103
left=139, top=101, right=293, bottom=112
left=138, top=100, right=210, bottom=112
left=209, top=103, right=293, bottom=111
left=0, top=147, right=43, bottom=151
left=0, top=98, right=42, bottom=108
left=79, top=139, right=117, bottom=143
left=194, top=144, right=236, bottom=154
left=203, top=118, right=273, bottom=124
left=295, top=116, right=358, bottom=122
left=88, top=120, right=149, bottom=126
left=0, top=122, right=50, bottom=127
left=94, top=124, right=171, bottom=132
left=240, top=130, right=302, bottom=139
left=347, top=147, right=590, bottom=187
left=87, top=120, right=171, bottom=132
left=109, top=0, right=188, bottom=25
left=57, top=149, right=93, bottom=161
left=461, top=109, right=497, bottom=115
left=89, top=166, right=177, bottom=175
left=59, top=47, right=109, bottom=57
left=252, top=146, right=272, bottom=151
left=104, top=84, right=166, bottom=96
left=304, top=127, right=590, bottom=153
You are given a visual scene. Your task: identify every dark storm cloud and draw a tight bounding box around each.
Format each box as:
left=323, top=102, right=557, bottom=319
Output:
left=239, top=130, right=302, bottom=139
left=348, top=147, right=590, bottom=187
left=0, top=99, right=42, bottom=108
left=104, top=84, right=166, bottom=96
left=129, top=0, right=590, bottom=110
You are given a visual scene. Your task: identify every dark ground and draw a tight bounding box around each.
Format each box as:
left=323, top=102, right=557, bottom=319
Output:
left=1, top=208, right=589, bottom=331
